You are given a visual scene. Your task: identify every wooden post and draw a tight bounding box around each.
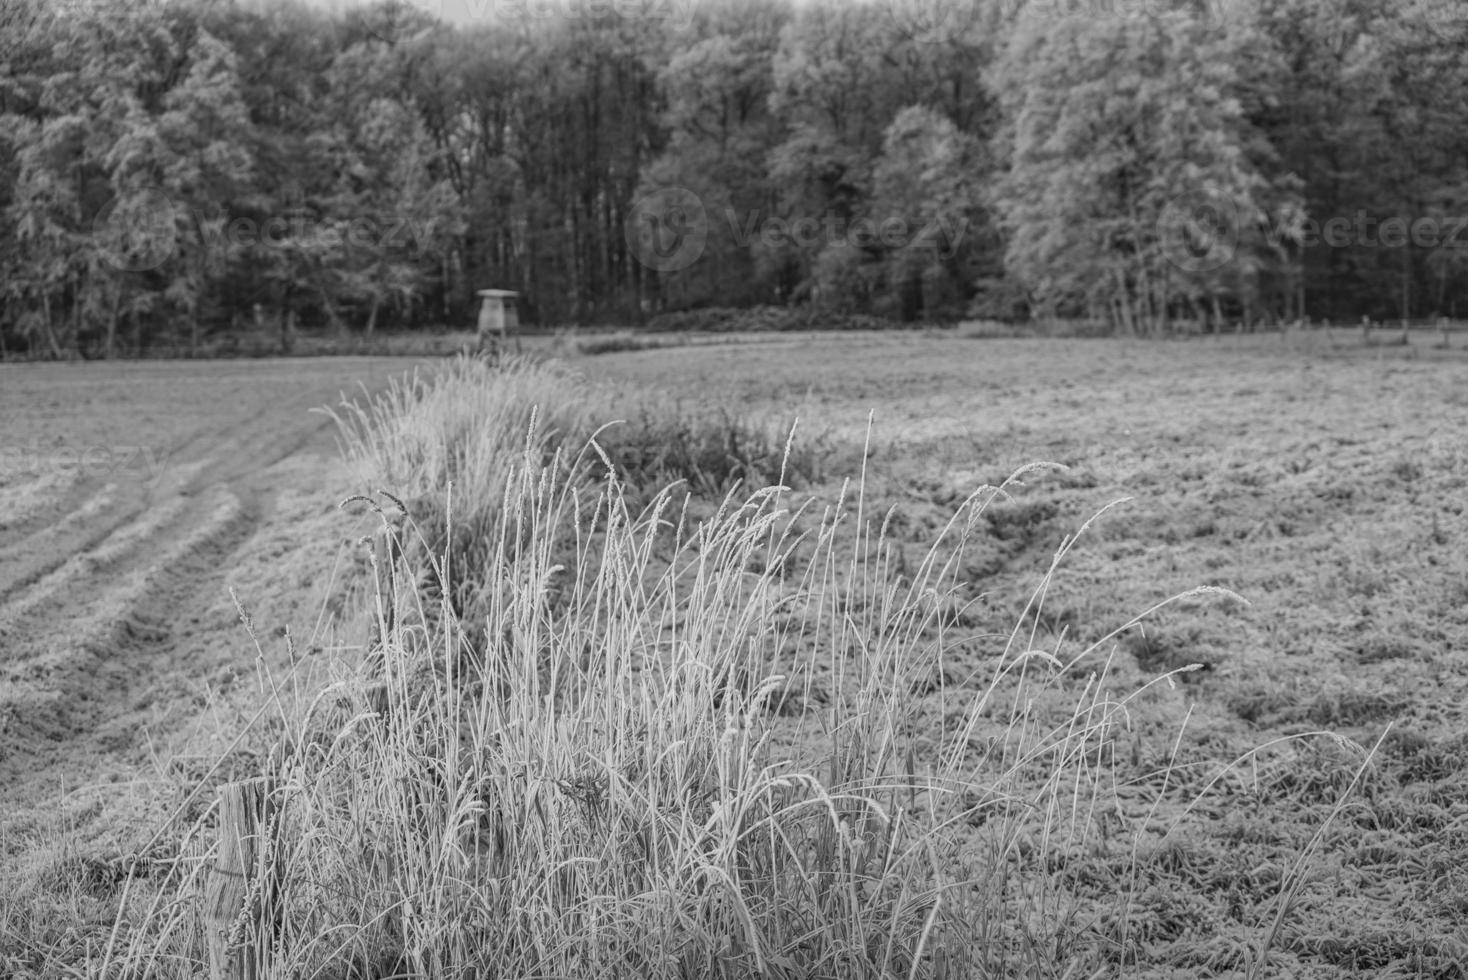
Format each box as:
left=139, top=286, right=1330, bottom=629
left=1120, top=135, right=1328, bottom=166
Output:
left=365, top=508, right=405, bottom=671
left=372, top=520, right=399, bottom=641
left=204, top=778, right=279, bottom=980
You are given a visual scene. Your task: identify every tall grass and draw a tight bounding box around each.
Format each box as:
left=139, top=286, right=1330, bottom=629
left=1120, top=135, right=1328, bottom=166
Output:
left=97, top=356, right=1359, bottom=979
left=326, top=356, right=828, bottom=629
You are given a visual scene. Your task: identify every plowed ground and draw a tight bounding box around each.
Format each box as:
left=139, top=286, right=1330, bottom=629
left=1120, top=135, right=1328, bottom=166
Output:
left=0, top=359, right=408, bottom=854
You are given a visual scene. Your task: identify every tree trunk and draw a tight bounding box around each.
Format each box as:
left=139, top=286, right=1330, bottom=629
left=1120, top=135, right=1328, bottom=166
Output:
left=365, top=295, right=381, bottom=338
left=443, top=251, right=451, bottom=320
left=1400, top=247, right=1411, bottom=334
left=72, top=275, right=83, bottom=355
left=106, top=285, right=121, bottom=359
left=1296, top=250, right=1306, bottom=324
left=42, top=290, right=61, bottom=359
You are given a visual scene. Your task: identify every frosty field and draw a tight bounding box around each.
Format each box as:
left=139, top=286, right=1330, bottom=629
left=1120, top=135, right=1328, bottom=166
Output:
left=577, top=331, right=1468, bottom=976
left=2, top=333, right=1466, bottom=978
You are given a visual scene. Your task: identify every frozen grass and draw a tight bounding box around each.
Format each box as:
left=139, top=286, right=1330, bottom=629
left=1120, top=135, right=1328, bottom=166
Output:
left=92, top=354, right=1378, bottom=979
left=325, top=356, right=829, bottom=630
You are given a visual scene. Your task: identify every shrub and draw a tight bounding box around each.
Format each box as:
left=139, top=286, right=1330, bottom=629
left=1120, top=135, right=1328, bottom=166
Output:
left=562, top=330, right=677, bottom=356
left=326, top=355, right=827, bottom=628
left=644, top=306, right=916, bottom=334
left=594, top=396, right=829, bottom=500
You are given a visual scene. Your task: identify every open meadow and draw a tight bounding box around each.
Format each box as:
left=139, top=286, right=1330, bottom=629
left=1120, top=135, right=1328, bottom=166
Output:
left=575, top=332, right=1468, bottom=976
left=3, top=332, right=1467, bottom=978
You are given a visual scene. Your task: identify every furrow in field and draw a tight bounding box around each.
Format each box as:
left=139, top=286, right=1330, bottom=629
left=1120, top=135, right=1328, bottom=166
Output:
left=0, top=467, right=79, bottom=537
left=0, top=482, right=132, bottom=601
left=0, top=493, right=196, bottom=641
left=0, top=486, right=253, bottom=782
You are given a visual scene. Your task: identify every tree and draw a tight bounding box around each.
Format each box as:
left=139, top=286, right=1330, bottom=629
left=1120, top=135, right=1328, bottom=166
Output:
left=989, top=4, right=1295, bottom=333
left=152, top=26, right=255, bottom=353
left=5, top=0, right=1464, bottom=352
left=635, top=3, right=787, bottom=310
left=871, top=105, right=989, bottom=320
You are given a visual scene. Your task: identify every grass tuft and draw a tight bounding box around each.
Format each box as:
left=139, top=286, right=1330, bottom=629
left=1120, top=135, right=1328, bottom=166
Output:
left=92, top=355, right=1379, bottom=979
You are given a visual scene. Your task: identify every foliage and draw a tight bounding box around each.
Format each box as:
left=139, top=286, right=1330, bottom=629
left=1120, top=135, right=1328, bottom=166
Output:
left=990, top=4, right=1291, bottom=334
left=2, top=0, right=1467, bottom=355
left=328, top=355, right=827, bottom=627
left=643, top=305, right=911, bottom=332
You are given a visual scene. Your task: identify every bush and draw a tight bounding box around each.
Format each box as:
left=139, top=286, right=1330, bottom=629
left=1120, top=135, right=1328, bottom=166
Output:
left=595, top=396, right=828, bottom=500
left=560, top=330, right=675, bottom=356
left=326, top=355, right=827, bottom=628
left=644, top=306, right=916, bottom=334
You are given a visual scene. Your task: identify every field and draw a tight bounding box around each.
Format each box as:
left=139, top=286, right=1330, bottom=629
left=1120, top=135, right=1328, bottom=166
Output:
left=0, top=359, right=410, bottom=915
left=2, top=333, right=1467, bottom=978
left=578, top=333, right=1468, bottom=976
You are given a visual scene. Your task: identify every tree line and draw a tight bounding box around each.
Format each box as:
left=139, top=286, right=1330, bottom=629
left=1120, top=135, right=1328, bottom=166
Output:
left=1, top=0, right=1465, bottom=355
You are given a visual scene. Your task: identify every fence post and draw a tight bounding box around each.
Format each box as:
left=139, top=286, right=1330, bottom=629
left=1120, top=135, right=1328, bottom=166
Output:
left=204, top=778, right=279, bottom=980
left=373, top=520, right=399, bottom=641
left=365, top=510, right=405, bottom=673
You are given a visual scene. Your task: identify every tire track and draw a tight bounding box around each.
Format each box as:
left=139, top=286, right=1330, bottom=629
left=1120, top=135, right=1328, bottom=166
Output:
left=0, top=482, right=129, bottom=601
left=0, top=486, right=250, bottom=779
left=0, top=359, right=405, bottom=811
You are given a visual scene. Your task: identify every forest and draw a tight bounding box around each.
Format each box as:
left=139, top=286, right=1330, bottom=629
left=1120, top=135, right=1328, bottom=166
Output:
left=1, top=0, right=1465, bottom=355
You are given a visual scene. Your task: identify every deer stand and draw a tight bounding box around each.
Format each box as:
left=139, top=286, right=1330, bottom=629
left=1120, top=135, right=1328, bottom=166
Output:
left=475, top=289, right=520, bottom=362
